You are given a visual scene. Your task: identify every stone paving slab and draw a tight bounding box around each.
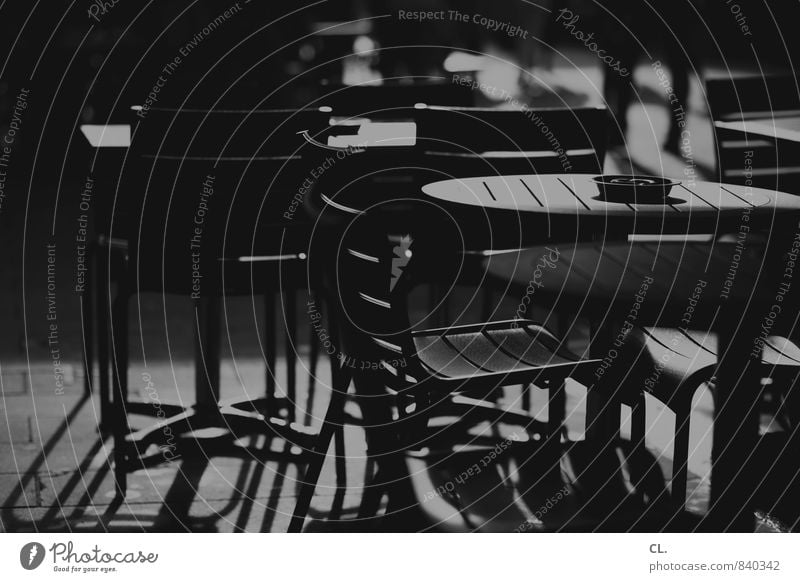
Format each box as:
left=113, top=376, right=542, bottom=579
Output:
left=0, top=354, right=724, bottom=533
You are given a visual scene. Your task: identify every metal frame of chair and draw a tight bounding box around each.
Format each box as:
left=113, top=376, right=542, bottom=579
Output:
left=90, top=105, right=339, bottom=496
left=624, top=327, right=800, bottom=514
left=706, top=74, right=800, bottom=193
left=286, top=128, right=655, bottom=530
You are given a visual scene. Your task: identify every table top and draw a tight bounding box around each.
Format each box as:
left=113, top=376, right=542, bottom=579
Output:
left=484, top=239, right=799, bottom=331
left=714, top=115, right=800, bottom=143
left=421, top=174, right=800, bottom=234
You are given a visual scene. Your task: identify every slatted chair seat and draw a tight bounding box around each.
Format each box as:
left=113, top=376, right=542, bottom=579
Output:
left=627, top=327, right=800, bottom=407
left=412, top=320, right=591, bottom=385
left=622, top=326, right=800, bottom=515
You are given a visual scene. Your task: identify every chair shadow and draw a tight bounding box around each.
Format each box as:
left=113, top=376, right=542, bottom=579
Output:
left=1, top=393, right=92, bottom=531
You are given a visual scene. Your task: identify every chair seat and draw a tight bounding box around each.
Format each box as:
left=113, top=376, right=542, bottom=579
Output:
left=412, top=319, right=594, bottom=385
left=624, top=327, right=800, bottom=406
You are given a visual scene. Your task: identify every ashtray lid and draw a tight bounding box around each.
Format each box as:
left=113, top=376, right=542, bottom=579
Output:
left=592, top=174, right=680, bottom=202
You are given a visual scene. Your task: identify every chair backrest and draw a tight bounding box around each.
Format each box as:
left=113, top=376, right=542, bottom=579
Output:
left=416, top=106, right=607, bottom=175
left=706, top=75, right=800, bottom=193
left=310, top=105, right=609, bottom=208
left=317, top=81, right=474, bottom=118
left=109, top=106, right=332, bottom=292
left=311, top=193, right=454, bottom=402
left=706, top=75, right=800, bottom=121
left=306, top=106, right=608, bottom=420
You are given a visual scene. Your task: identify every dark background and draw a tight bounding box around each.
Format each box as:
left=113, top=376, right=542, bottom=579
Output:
left=0, top=0, right=798, bottom=363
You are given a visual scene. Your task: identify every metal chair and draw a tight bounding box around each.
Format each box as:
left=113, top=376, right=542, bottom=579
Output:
left=625, top=327, right=800, bottom=513
left=97, top=105, right=336, bottom=495
left=707, top=74, right=800, bottom=193
left=288, top=142, right=664, bottom=531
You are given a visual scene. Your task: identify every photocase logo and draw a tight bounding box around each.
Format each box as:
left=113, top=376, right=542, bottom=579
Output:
left=20, top=542, right=46, bottom=570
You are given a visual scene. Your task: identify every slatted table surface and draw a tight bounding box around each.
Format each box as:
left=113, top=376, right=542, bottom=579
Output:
left=421, top=174, right=800, bottom=235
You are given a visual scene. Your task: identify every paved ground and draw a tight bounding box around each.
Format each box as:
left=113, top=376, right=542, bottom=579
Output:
left=1, top=345, right=721, bottom=532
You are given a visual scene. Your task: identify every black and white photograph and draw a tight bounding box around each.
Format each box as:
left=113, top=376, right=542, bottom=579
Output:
left=1, top=0, right=800, bottom=578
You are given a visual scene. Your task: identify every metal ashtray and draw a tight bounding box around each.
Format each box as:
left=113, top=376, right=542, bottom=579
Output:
left=592, top=175, right=680, bottom=203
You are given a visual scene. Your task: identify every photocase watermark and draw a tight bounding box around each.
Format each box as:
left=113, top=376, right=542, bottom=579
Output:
left=397, top=9, right=530, bottom=39
left=555, top=8, right=630, bottom=78
left=513, top=485, right=570, bottom=531
left=724, top=0, right=753, bottom=38
left=190, top=174, right=215, bottom=300
left=283, top=142, right=364, bottom=220
left=422, top=433, right=520, bottom=502
left=140, top=372, right=181, bottom=463
left=337, top=352, right=407, bottom=371
left=0, top=87, right=29, bottom=216
left=452, top=75, right=574, bottom=172
left=307, top=298, right=406, bottom=369
left=593, top=273, right=654, bottom=381
left=720, top=151, right=755, bottom=300
left=44, top=540, right=158, bottom=574
left=136, top=2, right=244, bottom=118
left=510, top=246, right=560, bottom=325
left=643, top=280, right=707, bottom=392
left=87, top=0, right=121, bottom=22
left=20, top=542, right=46, bottom=570
left=74, top=175, right=94, bottom=293
left=308, top=299, right=335, bottom=355
left=46, top=242, right=66, bottom=396
left=651, top=61, right=696, bottom=182
left=750, top=222, right=800, bottom=358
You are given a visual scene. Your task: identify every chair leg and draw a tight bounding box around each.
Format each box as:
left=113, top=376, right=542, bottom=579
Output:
left=194, top=297, right=221, bottom=409
left=548, top=380, right=566, bottom=440
left=264, top=292, right=277, bottom=405
left=544, top=380, right=567, bottom=479
left=671, top=398, right=693, bottom=514
left=585, top=389, right=621, bottom=444
left=285, top=290, right=297, bottom=421
left=584, top=382, right=622, bottom=499
left=97, top=247, right=112, bottom=432
left=334, top=424, right=346, bottom=489
left=304, top=297, right=321, bottom=422
left=585, top=322, right=620, bottom=443
left=629, top=391, right=649, bottom=503
left=521, top=383, right=531, bottom=413
left=288, top=375, right=347, bottom=532
left=82, top=244, right=95, bottom=396
left=111, top=290, right=129, bottom=497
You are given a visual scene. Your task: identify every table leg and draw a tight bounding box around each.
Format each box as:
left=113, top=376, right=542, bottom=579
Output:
left=586, top=321, right=620, bottom=444
left=705, top=312, right=761, bottom=531
left=583, top=321, right=623, bottom=510
left=706, top=222, right=800, bottom=531
left=194, top=297, right=221, bottom=409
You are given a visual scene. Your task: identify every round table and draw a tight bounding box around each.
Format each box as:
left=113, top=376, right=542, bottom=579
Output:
left=422, top=173, right=800, bottom=236
left=421, top=173, right=800, bottom=531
